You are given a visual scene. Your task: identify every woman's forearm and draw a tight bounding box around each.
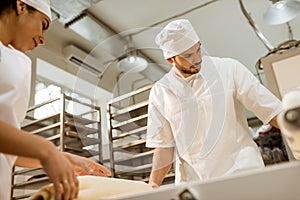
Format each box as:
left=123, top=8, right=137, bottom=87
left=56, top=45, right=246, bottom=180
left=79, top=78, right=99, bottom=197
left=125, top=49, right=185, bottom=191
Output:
left=0, top=120, right=57, bottom=162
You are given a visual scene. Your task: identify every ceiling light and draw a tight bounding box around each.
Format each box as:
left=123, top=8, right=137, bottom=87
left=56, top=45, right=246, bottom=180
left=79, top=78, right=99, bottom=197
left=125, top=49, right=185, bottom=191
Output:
left=117, top=35, right=148, bottom=73
left=117, top=55, right=148, bottom=73
left=264, top=0, right=300, bottom=25
left=128, top=56, right=136, bottom=62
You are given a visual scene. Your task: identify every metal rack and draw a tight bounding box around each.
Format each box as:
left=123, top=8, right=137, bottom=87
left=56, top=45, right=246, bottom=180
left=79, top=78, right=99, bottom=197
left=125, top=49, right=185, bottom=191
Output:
left=11, top=94, right=103, bottom=200
left=247, top=117, right=289, bottom=165
left=107, top=84, right=175, bottom=183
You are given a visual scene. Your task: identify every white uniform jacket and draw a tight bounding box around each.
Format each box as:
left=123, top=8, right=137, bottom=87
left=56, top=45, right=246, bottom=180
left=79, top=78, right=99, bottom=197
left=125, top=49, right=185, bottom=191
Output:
left=0, top=42, right=32, bottom=200
left=146, top=56, right=283, bottom=183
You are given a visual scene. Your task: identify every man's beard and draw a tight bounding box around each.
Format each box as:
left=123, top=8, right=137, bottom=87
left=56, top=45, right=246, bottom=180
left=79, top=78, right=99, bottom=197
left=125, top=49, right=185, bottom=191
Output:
left=175, top=61, right=201, bottom=75
left=181, top=66, right=200, bottom=74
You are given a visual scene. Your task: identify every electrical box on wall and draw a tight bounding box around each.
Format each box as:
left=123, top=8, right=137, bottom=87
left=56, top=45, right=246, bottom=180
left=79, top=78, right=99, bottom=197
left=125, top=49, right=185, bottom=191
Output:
left=63, top=45, right=105, bottom=77
left=261, top=45, right=300, bottom=99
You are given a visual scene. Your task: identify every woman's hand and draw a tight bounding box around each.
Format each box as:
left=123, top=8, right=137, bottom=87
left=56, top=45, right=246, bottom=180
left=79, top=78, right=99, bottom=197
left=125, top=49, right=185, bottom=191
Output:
left=41, top=149, right=79, bottom=200
left=63, top=152, right=111, bottom=177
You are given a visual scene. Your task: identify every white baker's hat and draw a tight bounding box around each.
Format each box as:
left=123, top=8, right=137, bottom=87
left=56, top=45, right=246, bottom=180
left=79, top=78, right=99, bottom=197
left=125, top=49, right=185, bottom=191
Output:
left=21, top=0, right=52, bottom=21
left=155, top=19, right=199, bottom=59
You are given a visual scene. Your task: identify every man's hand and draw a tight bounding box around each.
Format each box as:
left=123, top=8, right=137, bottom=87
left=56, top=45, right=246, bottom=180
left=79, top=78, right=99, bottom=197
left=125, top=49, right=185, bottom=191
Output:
left=148, top=182, right=160, bottom=189
left=270, top=115, right=280, bottom=129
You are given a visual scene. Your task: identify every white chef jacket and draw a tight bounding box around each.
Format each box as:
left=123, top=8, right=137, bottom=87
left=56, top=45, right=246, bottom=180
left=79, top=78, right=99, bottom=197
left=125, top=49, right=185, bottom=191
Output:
left=146, top=56, right=283, bottom=183
left=0, top=42, right=32, bottom=200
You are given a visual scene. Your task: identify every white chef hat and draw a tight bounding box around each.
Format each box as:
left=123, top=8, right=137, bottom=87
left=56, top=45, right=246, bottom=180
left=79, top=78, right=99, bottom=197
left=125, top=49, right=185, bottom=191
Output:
left=155, top=19, right=199, bottom=59
left=21, top=0, right=52, bottom=21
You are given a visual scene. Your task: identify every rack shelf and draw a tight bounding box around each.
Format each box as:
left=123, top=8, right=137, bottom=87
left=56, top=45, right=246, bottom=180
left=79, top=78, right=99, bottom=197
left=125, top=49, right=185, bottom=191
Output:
left=111, top=100, right=149, bottom=122
left=14, top=176, right=50, bottom=190
left=107, top=84, right=174, bottom=184
left=114, top=150, right=154, bottom=165
left=112, top=126, right=147, bottom=140
left=11, top=94, right=103, bottom=199
left=113, top=139, right=146, bottom=151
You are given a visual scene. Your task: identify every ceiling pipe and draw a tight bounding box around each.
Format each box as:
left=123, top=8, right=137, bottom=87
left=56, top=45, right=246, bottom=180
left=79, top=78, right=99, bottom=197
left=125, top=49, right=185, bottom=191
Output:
left=239, top=0, right=274, bottom=51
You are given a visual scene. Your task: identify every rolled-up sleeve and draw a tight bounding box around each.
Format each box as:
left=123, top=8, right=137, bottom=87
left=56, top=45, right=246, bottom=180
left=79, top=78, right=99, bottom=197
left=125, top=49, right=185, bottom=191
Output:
left=233, top=59, right=283, bottom=124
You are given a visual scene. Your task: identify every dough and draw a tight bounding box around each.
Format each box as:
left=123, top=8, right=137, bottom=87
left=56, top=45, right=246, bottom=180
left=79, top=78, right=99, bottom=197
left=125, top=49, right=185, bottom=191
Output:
left=30, top=176, right=153, bottom=200
left=77, top=176, right=153, bottom=199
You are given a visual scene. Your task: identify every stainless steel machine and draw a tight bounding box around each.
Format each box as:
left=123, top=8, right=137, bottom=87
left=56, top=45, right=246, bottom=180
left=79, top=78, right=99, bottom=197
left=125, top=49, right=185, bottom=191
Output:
left=109, top=161, right=300, bottom=200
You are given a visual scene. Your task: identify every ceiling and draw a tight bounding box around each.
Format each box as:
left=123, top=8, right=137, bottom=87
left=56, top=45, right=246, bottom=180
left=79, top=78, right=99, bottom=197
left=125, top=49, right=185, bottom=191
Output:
left=32, top=0, right=300, bottom=96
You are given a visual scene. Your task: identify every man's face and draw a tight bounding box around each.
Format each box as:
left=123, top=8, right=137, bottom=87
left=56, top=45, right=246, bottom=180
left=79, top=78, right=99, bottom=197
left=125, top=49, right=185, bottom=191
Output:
left=169, top=42, right=202, bottom=77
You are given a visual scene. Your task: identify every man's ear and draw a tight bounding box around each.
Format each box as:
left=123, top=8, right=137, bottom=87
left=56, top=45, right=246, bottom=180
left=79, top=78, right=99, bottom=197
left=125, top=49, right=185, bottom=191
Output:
left=166, top=58, right=174, bottom=64
left=16, top=0, right=27, bottom=15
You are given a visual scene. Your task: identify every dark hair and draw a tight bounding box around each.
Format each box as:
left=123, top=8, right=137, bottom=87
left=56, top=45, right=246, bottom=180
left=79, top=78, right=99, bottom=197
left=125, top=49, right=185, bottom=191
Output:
left=0, top=0, right=36, bottom=16
left=0, top=0, right=16, bottom=14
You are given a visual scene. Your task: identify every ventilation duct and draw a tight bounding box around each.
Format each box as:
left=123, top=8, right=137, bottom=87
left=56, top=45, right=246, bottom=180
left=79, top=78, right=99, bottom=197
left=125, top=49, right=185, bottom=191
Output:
left=50, top=0, right=103, bottom=23
left=50, top=0, right=166, bottom=83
